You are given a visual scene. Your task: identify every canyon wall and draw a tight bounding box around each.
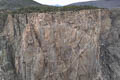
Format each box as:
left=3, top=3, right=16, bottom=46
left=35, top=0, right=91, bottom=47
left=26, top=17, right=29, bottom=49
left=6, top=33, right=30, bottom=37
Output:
left=0, top=9, right=119, bottom=80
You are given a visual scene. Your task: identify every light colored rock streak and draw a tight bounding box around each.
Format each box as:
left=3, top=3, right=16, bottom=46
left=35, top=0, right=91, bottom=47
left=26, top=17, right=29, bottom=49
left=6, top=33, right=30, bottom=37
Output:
left=0, top=9, right=115, bottom=80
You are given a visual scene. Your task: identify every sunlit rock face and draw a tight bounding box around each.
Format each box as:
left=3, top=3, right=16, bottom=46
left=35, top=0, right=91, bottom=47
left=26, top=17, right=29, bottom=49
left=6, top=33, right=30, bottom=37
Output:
left=0, top=9, right=120, bottom=80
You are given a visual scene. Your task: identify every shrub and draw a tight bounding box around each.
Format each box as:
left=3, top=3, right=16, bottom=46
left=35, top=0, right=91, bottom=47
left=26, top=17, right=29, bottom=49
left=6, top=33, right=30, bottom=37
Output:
left=10, top=5, right=99, bottom=14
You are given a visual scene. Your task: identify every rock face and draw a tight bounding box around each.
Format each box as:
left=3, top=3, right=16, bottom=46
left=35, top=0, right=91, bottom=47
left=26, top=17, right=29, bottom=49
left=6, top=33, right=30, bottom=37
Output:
left=100, top=9, right=120, bottom=80
left=0, top=9, right=119, bottom=80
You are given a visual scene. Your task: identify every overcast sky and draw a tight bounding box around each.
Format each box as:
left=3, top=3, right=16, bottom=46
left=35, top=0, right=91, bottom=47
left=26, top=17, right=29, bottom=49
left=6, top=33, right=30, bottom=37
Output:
left=34, top=0, right=95, bottom=6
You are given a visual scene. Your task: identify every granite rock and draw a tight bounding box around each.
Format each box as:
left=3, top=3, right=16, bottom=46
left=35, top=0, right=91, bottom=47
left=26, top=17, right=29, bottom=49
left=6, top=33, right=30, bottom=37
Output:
left=0, top=9, right=119, bottom=80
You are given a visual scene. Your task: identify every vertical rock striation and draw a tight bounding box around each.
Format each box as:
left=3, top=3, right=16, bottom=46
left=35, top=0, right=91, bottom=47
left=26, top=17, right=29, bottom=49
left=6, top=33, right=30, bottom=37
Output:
left=0, top=9, right=119, bottom=80
left=99, top=9, right=120, bottom=80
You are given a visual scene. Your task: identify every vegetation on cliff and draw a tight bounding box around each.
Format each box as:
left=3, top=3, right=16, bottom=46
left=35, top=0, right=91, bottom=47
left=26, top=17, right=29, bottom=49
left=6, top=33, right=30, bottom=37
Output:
left=12, top=5, right=98, bottom=14
left=0, top=13, right=8, bottom=32
left=0, top=5, right=98, bottom=14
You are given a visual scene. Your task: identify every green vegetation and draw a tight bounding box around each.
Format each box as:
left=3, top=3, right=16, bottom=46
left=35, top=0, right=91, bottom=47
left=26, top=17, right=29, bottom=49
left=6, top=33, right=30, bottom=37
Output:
left=0, top=0, right=41, bottom=10
left=0, top=5, right=99, bottom=14
left=0, top=13, right=8, bottom=23
left=10, top=5, right=98, bottom=14
left=0, top=13, right=8, bottom=33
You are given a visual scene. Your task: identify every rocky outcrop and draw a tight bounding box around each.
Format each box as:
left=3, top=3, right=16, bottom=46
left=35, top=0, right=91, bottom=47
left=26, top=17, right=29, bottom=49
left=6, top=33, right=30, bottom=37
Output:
left=99, top=9, right=120, bottom=80
left=0, top=9, right=119, bottom=80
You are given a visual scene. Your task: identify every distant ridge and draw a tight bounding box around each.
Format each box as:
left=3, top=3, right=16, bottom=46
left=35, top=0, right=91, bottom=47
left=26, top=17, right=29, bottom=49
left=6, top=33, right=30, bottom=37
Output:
left=69, top=0, right=120, bottom=8
left=0, top=0, right=41, bottom=10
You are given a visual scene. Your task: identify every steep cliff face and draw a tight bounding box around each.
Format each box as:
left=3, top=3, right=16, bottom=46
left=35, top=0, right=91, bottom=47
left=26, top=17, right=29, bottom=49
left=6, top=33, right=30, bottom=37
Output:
left=99, top=9, right=120, bottom=80
left=0, top=9, right=119, bottom=80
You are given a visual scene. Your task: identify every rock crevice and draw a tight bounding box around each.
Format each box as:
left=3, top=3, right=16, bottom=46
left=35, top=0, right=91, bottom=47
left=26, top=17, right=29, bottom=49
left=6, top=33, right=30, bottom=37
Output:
left=0, top=9, right=120, bottom=80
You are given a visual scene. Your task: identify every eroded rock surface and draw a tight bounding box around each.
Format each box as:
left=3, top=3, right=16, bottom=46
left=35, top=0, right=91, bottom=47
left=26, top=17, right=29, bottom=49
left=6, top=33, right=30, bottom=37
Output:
left=99, top=9, right=120, bottom=80
left=0, top=9, right=119, bottom=80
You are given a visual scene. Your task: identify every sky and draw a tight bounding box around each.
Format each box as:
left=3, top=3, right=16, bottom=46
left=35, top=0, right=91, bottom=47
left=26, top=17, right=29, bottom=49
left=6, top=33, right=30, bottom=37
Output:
left=34, top=0, right=94, bottom=6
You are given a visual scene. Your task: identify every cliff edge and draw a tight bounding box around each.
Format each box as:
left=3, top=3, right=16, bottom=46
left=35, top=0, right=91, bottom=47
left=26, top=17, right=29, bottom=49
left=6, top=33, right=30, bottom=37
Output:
left=0, top=9, right=120, bottom=80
